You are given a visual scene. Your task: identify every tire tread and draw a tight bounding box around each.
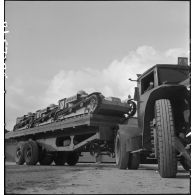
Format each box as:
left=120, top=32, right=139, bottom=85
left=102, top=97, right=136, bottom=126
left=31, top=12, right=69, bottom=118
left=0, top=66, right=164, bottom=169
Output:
left=155, top=99, right=177, bottom=178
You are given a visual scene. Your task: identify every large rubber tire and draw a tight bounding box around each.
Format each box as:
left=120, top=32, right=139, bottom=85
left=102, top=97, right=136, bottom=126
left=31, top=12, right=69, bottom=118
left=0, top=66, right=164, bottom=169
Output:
left=15, top=141, right=26, bottom=165
left=115, top=132, right=129, bottom=169
left=39, top=152, right=54, bottom=165
left=24, top=140, right=39, bottom=165
left=155, top=99, right=177, bottom=178
left=54, top=152, right=67, bottom=166
left=128, top=152, right=140, bottom=170
left=66, top=152, right=79, bottom=166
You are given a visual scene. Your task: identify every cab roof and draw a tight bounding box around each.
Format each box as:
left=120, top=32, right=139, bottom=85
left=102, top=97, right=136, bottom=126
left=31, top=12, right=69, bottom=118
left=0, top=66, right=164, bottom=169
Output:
left=137, top=64, right=190, bottom=81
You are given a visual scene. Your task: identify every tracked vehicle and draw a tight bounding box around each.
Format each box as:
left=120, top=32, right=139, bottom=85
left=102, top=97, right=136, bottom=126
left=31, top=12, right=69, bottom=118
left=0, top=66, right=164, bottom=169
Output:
left=13, top=91, right=133, bottom=131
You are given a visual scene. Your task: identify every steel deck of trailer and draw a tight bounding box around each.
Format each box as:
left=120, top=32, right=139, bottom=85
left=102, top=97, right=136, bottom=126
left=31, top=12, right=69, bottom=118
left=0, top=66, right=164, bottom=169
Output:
left=5, top=114, right=125, bottom=140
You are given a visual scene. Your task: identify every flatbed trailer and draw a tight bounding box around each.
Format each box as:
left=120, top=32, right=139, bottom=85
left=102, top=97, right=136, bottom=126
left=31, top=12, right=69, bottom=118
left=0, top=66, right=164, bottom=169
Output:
left=5, top=113, right=127, bottom=166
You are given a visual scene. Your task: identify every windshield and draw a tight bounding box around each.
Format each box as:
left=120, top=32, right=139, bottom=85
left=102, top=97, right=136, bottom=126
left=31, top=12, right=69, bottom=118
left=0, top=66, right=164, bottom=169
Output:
left=158, top=67, right=190, bottom=85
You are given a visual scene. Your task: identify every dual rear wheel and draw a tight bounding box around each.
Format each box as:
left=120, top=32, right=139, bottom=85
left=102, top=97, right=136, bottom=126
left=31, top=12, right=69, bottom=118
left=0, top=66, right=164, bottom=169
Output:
left=15, top=140, right=39, bottom=165
left=115, top=131, right=140, bottom=170
left=39, top=151, right=54, bottom=165
left=15, top=141, right=79, bottom=166
left=51, top=151, right=79, bottom=166
left=15, top=141, right=26, bottom=165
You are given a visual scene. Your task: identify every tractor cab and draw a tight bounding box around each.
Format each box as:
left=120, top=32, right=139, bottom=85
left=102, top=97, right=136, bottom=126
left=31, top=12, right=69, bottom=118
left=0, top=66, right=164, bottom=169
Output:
left=136, top=64, right=190, bottom=98
left=116, top=57, right=190, bottom=178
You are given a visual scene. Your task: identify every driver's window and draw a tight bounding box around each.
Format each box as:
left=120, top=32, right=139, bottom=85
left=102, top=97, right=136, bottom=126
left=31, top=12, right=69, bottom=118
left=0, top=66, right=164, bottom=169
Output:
left=141, top=71, right=154, bottom=94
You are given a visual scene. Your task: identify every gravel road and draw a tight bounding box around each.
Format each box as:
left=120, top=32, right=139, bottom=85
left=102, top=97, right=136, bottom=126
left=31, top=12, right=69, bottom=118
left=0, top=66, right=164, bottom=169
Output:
left=5, top=163, right=190, bottom=194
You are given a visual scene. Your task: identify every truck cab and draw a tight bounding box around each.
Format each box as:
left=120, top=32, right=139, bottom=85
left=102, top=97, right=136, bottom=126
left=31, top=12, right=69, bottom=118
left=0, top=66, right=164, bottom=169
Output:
left=116, top=59, right=190, bottom=178
left=136, top=64, right=190, bottom=151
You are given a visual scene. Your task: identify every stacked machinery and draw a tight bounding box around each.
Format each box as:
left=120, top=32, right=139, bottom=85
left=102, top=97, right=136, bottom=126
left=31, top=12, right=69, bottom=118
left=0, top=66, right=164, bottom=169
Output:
left=13, top=90, right=136, bottom=131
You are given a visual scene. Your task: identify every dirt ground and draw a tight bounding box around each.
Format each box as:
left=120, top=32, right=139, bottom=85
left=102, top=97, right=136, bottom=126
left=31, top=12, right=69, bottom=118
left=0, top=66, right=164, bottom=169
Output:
left=5, top=162, right=190, bottom=194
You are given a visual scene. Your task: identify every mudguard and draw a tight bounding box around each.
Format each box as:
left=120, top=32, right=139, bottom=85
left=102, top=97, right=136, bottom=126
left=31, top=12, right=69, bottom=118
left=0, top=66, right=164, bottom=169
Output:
left=141, top=85, right=190, bottom=149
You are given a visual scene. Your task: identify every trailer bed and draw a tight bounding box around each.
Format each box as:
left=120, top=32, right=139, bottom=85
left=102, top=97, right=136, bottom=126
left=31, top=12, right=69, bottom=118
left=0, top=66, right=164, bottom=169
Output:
left=5, top=114, right=124, bottom=140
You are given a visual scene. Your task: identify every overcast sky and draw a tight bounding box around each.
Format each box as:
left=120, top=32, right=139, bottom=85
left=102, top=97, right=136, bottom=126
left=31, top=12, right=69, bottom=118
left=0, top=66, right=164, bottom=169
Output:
left=5, top=1, right=189, bottom=130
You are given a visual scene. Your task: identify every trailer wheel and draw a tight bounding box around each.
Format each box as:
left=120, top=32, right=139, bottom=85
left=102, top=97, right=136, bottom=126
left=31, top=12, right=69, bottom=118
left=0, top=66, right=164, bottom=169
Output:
left=54, top=152, right=67, bottom=165
left=115, top=132, right=129, bottom=169
left=66, top=152, right=79, bottom=166
left=155, top=99, right=177, bottom=178
left=24, top=140, right=39, bottom=165
left=128, top=152, right=140, bottom=170
left=39, top=152, right=54, bottom=165
left=15, top=141, right=26, bottom=165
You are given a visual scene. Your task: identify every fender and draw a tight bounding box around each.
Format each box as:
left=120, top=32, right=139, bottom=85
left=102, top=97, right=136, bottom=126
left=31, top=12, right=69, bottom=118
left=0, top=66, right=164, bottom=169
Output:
left=141, top=84, right=190, bottom=149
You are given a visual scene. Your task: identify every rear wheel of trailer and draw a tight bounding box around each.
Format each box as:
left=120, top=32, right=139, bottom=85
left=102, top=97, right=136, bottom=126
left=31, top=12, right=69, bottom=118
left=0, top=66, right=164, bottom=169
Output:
left=15, top=141, right=26, bottom=165
left=54, top=152, right=67, bottom=166
left=24, top=140, right=39, bottom=165
left=39, top=151, right=54, bottom=165
left=66, top=152, right=79, bottom=166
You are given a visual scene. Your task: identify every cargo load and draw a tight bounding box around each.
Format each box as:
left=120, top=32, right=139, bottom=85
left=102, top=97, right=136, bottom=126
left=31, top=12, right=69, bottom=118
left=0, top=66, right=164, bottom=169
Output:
left=13, top=90, right=136, bottom=131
